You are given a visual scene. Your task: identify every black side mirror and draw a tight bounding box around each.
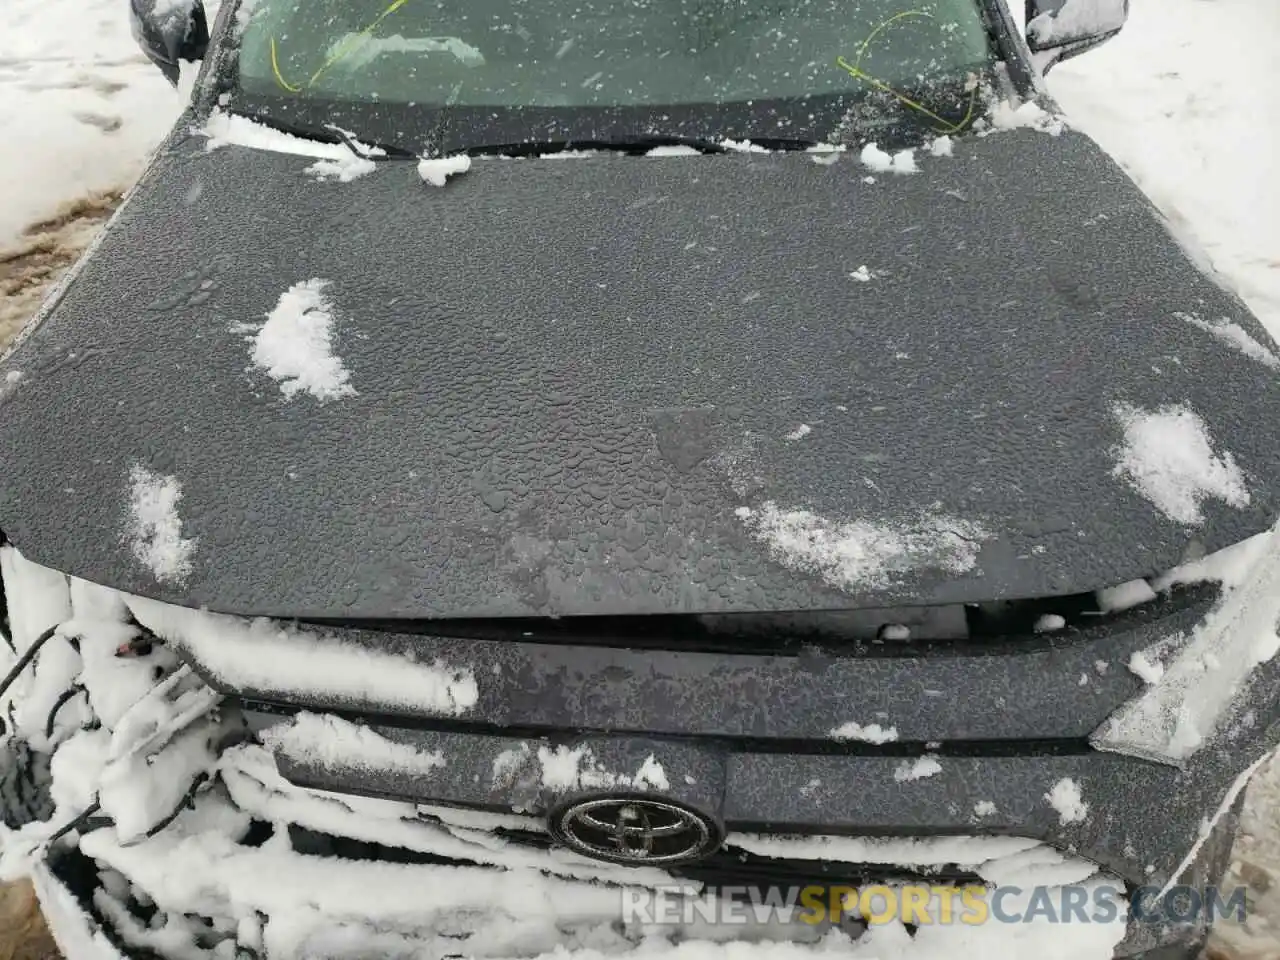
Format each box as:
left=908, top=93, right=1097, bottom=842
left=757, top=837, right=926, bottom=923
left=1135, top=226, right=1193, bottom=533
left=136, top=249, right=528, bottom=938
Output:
left=1025, top=0, right=1129, bottom=71
left=129, top=0, right=210, bottom=87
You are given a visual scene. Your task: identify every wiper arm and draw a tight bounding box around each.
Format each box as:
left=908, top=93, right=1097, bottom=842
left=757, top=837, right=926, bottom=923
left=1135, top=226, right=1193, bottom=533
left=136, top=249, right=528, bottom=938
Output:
left=323, top=123, right=419, bottom=161
left=456, top=134, right=822, bottom=157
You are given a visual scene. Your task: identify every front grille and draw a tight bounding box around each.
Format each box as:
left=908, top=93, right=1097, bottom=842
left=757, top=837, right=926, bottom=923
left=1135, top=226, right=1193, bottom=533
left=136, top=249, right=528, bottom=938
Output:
left=286, top=822, right=985, bottom=890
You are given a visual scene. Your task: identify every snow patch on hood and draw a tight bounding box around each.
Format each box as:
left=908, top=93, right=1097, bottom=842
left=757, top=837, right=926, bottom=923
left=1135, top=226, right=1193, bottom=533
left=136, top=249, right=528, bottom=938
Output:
left=125, top=464, right=196, bottom=586
left=248, top=279, right=356, bottom=402
left=124, top=594, right=479, bottom=716
left=305, top=154, right=377, bottom=183
left=201, top=111, right=352, bottom=159
left=417, top=154, right=471, bottom=186
left=735, top=501, right=987, bottom=592
left=1111, top=402, right=1249, bottom=526
left=262, top=712, right=446, bottom=775
left=1174, top=311, right=1280, bottom=370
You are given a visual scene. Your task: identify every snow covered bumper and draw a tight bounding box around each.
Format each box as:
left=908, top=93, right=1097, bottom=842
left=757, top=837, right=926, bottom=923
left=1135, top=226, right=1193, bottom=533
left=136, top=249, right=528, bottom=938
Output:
left=132, top=582, right=1279, bottom=894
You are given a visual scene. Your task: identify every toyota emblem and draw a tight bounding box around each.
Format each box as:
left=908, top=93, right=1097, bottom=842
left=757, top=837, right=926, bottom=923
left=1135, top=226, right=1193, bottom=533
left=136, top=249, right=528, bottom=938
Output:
left=549, top=796, right=722, bottom=866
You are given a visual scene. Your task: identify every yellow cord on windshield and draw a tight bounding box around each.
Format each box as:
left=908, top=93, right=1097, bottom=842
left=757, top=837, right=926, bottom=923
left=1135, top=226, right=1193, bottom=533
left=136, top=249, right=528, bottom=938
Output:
left=270, top=0, right=411, bottom=93
left=837, top=10, right=979, bottom=135
left=270, top=37, right=302, bottom=92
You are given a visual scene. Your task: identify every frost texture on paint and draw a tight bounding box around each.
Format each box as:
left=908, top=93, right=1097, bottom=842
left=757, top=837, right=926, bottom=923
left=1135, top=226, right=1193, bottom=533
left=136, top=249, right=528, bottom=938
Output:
left=1045, top=778, right=1089, bottom=825
left=1174, top=311, right=1280, bottom=370
left=829, top=720, right=898, bottom=744
left=417, top=154, right=471, bottom=186
left=537, top=745, right=669, bottom=792
left=249, top=279, right=356, bottom=402
left=125, top=464, right=196, bottom=585
left=262, top=712, right=445, bottom=775
left=1111, top=403, right=1249, bottom=526
left=735, top=501, right=987, bottom=592
left=1093, top=526, right=1280, bottom=763
left=124, top=594, right=479, bottom=716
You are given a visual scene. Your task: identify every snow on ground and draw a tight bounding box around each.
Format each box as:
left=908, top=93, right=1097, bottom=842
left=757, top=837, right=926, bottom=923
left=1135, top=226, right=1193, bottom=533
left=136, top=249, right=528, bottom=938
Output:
left=0, top=0, right=180, bottom=252
left=1048, top=0, right=1280, bottom=340
left=0, top=0, right=192, bottom=350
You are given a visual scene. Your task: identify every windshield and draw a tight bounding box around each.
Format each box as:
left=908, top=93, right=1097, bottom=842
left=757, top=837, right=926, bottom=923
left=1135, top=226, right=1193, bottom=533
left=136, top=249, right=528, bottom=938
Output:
left=227, top=0, right=996, bottom=151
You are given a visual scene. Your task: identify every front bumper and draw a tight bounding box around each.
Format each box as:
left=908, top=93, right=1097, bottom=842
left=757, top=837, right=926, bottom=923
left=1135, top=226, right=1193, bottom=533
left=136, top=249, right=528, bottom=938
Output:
left=6, top=547, right=1276, bottom=960
left=135, top=583, right=1280, bottom=891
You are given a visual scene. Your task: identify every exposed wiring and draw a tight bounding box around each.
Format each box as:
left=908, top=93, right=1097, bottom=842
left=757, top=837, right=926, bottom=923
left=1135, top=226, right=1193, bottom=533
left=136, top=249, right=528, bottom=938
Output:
left=0, top=624, right=61, bottom=704
left=45, top=684, right=87, bottom=741
left=137, top=772, right=211, bottom=843
left=44, top=800, right=104, bottom=847
left=836, top=10, right=980, bottom=135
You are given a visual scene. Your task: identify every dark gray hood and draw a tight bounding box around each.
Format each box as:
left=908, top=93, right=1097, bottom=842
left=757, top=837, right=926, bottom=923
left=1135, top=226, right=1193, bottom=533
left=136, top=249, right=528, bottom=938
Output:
left=2, top=123, right=1279, bottom=619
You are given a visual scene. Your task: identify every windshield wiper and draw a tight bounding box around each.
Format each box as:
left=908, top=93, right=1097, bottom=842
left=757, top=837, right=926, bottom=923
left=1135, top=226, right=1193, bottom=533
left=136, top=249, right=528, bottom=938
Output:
left=323, top=123, right=419, bottom=161
left=455, top=134, right=822, bottom=157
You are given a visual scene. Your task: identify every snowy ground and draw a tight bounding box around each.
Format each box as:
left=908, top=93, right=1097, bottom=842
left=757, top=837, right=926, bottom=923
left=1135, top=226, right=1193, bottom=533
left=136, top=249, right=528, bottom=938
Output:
left=0, top=0, right=182, bottom=349
left=1, top=0, right=1279, bottom=958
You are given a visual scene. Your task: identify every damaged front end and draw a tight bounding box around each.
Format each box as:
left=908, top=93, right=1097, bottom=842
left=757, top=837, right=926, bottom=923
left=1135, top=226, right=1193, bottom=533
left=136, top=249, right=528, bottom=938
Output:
left=3, top=529, right=1279, bottom=960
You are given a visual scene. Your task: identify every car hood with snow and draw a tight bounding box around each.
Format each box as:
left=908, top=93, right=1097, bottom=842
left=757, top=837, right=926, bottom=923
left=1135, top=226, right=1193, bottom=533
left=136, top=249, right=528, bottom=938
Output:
left=1, top=121, right=1279, bottom=619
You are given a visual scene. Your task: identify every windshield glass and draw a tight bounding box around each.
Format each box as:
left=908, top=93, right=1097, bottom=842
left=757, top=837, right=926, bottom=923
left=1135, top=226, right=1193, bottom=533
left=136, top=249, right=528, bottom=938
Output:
left=228, top=0, right=995, bottom=150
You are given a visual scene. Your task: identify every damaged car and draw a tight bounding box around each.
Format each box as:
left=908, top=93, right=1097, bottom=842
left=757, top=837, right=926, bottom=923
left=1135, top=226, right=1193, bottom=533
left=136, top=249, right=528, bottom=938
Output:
left=2, top=0, right=1280, bottom=957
